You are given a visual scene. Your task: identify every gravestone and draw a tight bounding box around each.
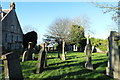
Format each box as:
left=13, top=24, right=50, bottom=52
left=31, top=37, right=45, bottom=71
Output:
left=1, top=52, right=23, bottom=80
left=32, top=53, right=35, bottom=60
left=106, top=31, right=120, bottom=79
left=85, top=33, right=93, bottom=70
left=73, top=45, right=77, bottom=51
left=36, top=43, right=47, bottom=74
left=27, top=42, right=34, bottom=60
left=61, top=40, right=66, bottom=61
left=22, top=50, right=27, bottom=62
left=22, top=42, right=34, bottom=62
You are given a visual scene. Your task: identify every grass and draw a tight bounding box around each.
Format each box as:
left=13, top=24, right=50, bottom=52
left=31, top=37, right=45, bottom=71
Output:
left=21, top=51, right=113, bottom=80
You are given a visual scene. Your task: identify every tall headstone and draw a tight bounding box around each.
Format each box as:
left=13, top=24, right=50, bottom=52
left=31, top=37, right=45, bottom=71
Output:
left=73, top=45, right=75, bottom=51
left=1, top=52, right=23, bottom=80
left=27, top=42, right=34, bottom=60
left=36, top=43, right=47, bottom=74
left=73, top=45, right=77, bottom=51
left=22, top=42, right=34, bottom=62
left=22, top=50, right=27, bottom=62
left=106, top=31, right=120, bottom=79
left=61, top=40, right=65, bottom=61
left=85, top=33, right=93, bottom=70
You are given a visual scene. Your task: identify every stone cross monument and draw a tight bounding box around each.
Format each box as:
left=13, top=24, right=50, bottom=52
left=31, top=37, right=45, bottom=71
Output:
left=85, top=33, right=93, bottom=70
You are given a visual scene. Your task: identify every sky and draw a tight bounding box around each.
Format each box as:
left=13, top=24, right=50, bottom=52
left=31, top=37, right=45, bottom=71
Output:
left=2, top=2, right=117, bottom=44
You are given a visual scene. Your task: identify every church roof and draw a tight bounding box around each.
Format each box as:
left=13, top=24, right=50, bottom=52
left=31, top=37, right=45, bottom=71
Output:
left=1, top=2, right=15, bottom=21
left=1, top=9, right=11, bottom=21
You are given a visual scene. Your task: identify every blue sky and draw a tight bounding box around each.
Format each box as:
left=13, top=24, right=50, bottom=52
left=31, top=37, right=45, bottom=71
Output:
left=2, top=2, right=117, bottom=44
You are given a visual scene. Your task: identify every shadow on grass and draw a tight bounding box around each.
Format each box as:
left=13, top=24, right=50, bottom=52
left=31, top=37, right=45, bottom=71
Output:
left=48, top=60, right=78, bottom=66
left=93, top=61, right=107, bottom=69
left=92, top=58, right=107, bottom=61
left=66, top=55, right=86, bottom=60
left=46, top=61, right=86, bottom=71
left=48, top=51, right=58, bottom=54
left=43, top=68, right=112, bottom=80
left=66, top=55, right=76, bottom=60
left=47, top=57, right=57, bottom=59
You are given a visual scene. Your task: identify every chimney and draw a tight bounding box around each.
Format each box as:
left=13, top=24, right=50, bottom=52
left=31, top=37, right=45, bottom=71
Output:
left=10, top=2, right=15, bottom=9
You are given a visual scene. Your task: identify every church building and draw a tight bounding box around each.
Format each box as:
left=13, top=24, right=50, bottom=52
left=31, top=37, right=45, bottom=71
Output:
left=1, top=2, right=23, bottom=51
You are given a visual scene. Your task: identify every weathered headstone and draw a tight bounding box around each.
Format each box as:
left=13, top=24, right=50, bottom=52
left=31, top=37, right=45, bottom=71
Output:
left=27, top=42, right=34, bottom=60
left=61, top=40, right=66, bottom=61
left=22, top=42, right=34, bottom=62
left=32, top=53, right=35, bottom=60
left=85, top=33, right=93, bottom=70
left=1, top=52, right=23, bottom=80
left=36, top=43, right=47, bottom=74
left=22, top=50, right=27, bottom=62
left=106, top=31, right=120, bottom=79
left=73, top=45, right=77, bottom=51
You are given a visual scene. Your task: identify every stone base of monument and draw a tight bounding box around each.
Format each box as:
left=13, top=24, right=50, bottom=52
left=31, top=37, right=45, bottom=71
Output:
left=106, top=67, right=120, bottom=79
left=113, top=71, right=120, bottom=79
left=106, top=67, right=113, bottom=78
left=85, top=63, right=93, bottom=70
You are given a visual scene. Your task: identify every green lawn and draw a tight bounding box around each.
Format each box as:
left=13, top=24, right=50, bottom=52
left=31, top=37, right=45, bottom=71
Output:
left=21, top=51, right=113, bottom=80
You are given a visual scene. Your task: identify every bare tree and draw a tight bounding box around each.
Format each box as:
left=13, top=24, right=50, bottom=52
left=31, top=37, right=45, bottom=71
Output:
left=48, top=18, right=73, bottom=42
left=72, top=15, right=93, bottom=34
left=45, top=16, right=91, bottom=60
left=92, top=2, right=119, bottom=21
left=107, top=22, right=118, bottom=31
left=92, top=2, right=119, bottom=32
left=47, top=18, right=74, bottom=60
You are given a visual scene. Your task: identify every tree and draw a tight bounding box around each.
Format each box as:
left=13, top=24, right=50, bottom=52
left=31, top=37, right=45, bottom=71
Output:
left=70, top=25, right=86, bottom=51
left=47, top=18, right=73, bottom=42
left=90, top=37, right=108, bottom=51
left=92, top=2, right=119, bottom=22
left=45, top=16, right=91, bottom=60
left=107, top=22, right=118, bottom=32
left=72, top=15, right=92, bottom=34
left=92, top=2, right=119, bottom=33
left=46, top=18, right=74, bottom=60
